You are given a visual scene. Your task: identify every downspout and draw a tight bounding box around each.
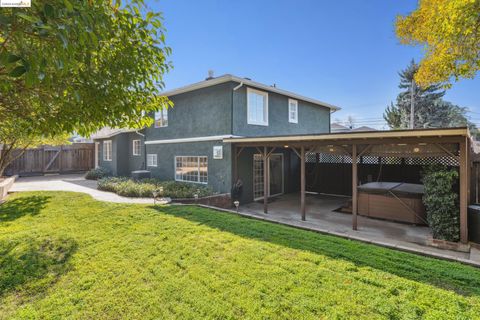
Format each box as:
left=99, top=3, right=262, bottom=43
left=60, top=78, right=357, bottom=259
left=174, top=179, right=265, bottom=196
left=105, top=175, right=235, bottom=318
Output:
left=232, top=82, right=243, bottom=134
left=135, top=130, right=147, bottom=170
left=231, top=82, right=243, bottom=188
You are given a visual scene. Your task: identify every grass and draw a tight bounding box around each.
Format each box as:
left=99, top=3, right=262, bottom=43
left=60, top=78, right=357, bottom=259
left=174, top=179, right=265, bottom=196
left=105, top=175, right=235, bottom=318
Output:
left=1, top=192, right=480, bottom=319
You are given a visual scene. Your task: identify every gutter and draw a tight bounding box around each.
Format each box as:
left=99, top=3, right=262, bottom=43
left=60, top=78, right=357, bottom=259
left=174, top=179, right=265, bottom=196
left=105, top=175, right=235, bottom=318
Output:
left=133, top=130, right=147, bottom=169
left=233, top=82, right=244, bottom=91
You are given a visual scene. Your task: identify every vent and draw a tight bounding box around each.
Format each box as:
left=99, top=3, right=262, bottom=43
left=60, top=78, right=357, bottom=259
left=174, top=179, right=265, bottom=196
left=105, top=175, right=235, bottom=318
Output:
left=205, top=70, right=214, bottom=80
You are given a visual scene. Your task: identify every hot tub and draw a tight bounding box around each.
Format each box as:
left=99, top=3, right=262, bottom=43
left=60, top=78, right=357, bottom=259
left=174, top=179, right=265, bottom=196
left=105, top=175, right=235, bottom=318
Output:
left=357, top=182, right=427, bottom=225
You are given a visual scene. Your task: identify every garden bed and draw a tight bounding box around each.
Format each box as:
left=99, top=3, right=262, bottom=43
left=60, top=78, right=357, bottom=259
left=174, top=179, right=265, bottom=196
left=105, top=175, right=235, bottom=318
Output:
left=97, top=177, right=214, bottom=199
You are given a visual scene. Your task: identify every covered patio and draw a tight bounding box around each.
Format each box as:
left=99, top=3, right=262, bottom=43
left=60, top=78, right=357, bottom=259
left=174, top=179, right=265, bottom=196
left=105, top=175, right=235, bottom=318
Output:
left=225, top=127, right=472, bottom=246
left=241, top=192, right=431, bottom=245
left=237, top=192, right=474, bottom=262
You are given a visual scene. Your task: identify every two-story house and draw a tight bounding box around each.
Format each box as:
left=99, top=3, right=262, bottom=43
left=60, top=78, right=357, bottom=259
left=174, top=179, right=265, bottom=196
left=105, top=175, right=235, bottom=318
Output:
left=92, top=74, right=339, bottom=204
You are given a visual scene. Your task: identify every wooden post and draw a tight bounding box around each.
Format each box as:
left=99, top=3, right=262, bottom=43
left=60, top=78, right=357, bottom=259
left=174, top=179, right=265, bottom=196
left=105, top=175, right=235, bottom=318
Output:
left=300, top=146, right=306, bottom=221
left=352, top=144, right=358, bottom=230
left=263, top=146, right=268, bottom=214
left=459, top=138, right=468, bottom=243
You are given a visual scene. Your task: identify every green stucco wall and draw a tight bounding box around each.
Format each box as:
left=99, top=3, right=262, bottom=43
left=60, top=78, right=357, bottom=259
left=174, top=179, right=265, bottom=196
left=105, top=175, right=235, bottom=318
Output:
left=96, top=132, right=145, bottom=176
left=96, top=136, right=118, bottom=175
left=232, top=85, right=331, bottom=137
left=144, top=82, right=233, bottom=141
left=95, top=79, right=331, bottom=203
left=146, top=140, right=232, bottom=194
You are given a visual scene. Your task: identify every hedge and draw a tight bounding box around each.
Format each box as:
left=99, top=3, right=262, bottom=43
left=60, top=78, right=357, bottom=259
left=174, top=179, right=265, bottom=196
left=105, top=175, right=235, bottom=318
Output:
left=85, top=167, right=111, bottom=180
left=422, top=166, right=460, bottom=242
left=97, top=177, right=213, bottom=199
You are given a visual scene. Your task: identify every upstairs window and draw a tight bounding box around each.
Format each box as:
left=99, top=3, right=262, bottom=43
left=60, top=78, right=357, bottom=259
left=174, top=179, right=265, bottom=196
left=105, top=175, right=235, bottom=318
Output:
left=288, top=99, right=298, bottom=123
left=155, top=109, right=168, bottom=127
left=132, top=140, right=141, bottom=156
left=103, top=140, right=112, bottom=161
left=247, top=88, right=268, bottom=126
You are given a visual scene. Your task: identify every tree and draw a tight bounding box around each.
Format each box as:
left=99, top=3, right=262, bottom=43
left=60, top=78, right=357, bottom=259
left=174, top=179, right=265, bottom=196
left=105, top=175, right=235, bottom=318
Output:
left=396, top=0, right=480, bottom=87
left=0, top=118, right=69, bottom=176
left=384, top=61, right=478, bottom=135
left=383, top=102, right=403, bottom=129
left=383, top=60, right=446, bottom=129
left=346, top=115, right=355, bottom=129
left=0, top=0, right=172, bottom=176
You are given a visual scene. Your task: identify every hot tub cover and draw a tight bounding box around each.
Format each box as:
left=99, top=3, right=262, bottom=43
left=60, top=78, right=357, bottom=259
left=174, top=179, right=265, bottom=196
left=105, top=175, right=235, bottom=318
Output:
left=358, top=182, right=424, bottom=196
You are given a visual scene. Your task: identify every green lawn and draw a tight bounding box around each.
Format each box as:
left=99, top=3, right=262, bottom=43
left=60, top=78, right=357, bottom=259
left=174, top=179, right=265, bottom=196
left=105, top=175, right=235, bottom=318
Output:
left=1, top=192, right=480, bottom=319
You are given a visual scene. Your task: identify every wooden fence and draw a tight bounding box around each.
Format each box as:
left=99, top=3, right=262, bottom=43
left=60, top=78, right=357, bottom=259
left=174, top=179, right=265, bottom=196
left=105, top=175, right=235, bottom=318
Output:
left=5, top=143, right=95, bottom=176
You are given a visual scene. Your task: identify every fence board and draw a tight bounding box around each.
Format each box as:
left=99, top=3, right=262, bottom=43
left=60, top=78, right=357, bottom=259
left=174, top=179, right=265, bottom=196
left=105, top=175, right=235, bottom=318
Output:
left=5, top=144, right=94, bottom=176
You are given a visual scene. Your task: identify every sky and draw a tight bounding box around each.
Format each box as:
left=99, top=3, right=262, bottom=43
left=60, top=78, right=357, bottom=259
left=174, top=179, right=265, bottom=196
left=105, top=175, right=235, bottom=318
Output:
left=147, top=0, right=480, bottom=129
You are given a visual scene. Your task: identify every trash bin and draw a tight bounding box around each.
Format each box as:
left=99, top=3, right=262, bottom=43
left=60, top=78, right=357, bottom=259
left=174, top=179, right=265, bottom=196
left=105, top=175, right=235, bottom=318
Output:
left=131, top=170, right=151, bottom=180
left=468, top=205, right=480, bottom=244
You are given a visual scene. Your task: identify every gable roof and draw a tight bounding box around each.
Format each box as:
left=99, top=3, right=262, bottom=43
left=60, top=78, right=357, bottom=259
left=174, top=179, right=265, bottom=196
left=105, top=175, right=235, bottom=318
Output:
left=161, top=74, right=340, bottom=112
left=331, top=122, right=351, bottom=132
left=90, top=127, right=137, bottom=140
left=352, top=126, right=377, bottom=132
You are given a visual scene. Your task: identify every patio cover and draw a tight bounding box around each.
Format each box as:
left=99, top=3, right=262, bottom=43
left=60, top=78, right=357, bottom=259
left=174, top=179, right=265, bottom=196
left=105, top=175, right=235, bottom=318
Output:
left=224, top=127, right=472, bottom=243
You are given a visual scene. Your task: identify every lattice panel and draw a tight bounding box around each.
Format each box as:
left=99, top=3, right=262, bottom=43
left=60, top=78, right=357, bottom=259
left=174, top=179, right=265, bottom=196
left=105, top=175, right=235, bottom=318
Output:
left=318, top=154, right=353, bottom=164
left=361, top=156, right=379, bottom=164
left=381, top=157, right=402, bottom=165
left=305, top=152, right=317, bottom=163
left=305, top=153, right=458, bottom=166
left=405, top=156, right=459, bottom=166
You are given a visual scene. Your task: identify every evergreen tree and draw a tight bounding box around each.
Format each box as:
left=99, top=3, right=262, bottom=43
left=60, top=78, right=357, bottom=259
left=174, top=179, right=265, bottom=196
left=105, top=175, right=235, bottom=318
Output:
left=383, top=60, right=445, bottom=129
left=383, top=60, right=477, bottom=137
left=384, top=102, right=403, bottom=129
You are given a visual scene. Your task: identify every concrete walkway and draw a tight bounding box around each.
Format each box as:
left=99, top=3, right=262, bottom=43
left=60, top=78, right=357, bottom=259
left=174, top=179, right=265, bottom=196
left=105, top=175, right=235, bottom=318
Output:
left=10, top=174, right=156, bottom=204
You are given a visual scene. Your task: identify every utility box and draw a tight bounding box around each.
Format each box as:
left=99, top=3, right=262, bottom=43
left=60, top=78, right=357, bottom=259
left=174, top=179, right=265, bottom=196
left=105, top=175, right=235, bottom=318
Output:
left=468, top=205, right=480, bottom=244
left=131, top=170, right=151, bottom=180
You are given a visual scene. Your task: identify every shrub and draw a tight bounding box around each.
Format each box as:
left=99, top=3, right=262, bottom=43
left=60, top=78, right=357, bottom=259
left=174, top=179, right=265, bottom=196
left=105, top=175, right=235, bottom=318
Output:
left=97, top=177, right=213, bottom=198
left=422, top=166, right=460, bottom=242
left=97, top=177, right=128, bottom=193
left=85, top=167, right=111, bottom=180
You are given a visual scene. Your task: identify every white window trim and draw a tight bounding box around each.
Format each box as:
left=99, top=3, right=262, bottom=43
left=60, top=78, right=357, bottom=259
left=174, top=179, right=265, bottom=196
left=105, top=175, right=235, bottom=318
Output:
left=247, top=87, right=269, bottom=126
left=147, top=154, right=157, bottom=167
left=103, top=140, right=112, bottom=161
left=288, top=98, right=298, bottom=124
left=132, top=140, right=141, bottom=156
left=174, top=156, right=208, bottom=185
left=154, top=109, right=168, bottom=128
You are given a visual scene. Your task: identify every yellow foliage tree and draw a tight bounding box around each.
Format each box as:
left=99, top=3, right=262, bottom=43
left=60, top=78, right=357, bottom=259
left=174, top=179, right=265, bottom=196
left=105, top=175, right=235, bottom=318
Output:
left=396, top=0, right=480, bottom=87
